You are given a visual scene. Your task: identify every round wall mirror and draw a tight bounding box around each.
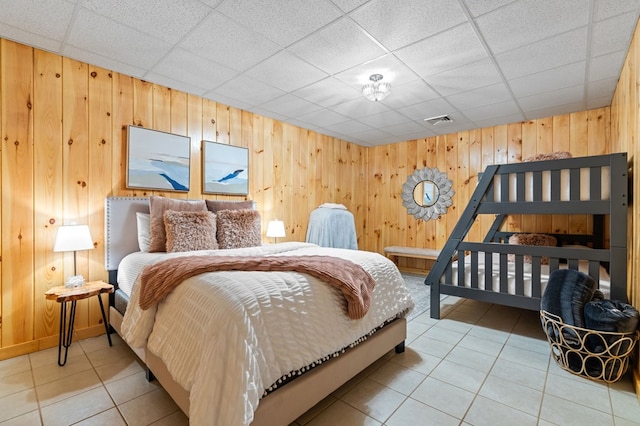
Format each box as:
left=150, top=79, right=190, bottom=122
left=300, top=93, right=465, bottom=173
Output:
left=401, top=167, right=454, bottom=221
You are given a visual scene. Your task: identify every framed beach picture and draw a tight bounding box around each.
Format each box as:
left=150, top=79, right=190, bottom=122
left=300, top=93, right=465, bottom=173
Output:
left=126, top=126, right=191, bottom=192
left=202, top=141, right=249, bottom=195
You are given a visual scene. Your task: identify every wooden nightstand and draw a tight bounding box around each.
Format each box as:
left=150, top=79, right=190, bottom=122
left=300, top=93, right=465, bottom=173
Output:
left=45, top=281, right=114, bottom=366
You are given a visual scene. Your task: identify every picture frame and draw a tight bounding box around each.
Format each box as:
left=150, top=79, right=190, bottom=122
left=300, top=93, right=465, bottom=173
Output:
left=126, top=125, right=191, bottom=192
left=202, top=140, right=249, bottom=195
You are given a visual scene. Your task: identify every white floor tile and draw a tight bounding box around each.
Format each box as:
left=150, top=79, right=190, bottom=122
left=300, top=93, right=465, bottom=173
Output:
left=410, top=376, right=475, bottom=419
left=1, top=285, right=639, bottom=426
left=466, top=395, right=538, bottom=426
left=385, top=397, right=459, bottom=426
left=540, top=393, right=615, bottom=425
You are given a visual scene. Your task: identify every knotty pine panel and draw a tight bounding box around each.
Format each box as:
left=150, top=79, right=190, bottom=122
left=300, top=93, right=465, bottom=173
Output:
left=33, top=50, right=63, bottom=340
left=0, top=39, right=370, bottom=357
left=0, top=36, right=628, bottom=363
left=363, top=108, right=614, bottom=256
left=610, top=15, right=639, bottom=400
left=1, top=40, right=34, bottom=346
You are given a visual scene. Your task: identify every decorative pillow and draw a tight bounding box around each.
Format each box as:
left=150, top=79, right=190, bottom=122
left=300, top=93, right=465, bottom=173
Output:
left=216, top=209, right=261, bottom=249
left=523, top=151, right=572, bottom=162
left=508, top=233, right=557, bottom=264
left=164, top=210, right=218, bottom=253
left=206, top=199, right=254, bottom=213
left=136, top=212, right=151, bottom=252
left=148, top=196, right=207, bottom=252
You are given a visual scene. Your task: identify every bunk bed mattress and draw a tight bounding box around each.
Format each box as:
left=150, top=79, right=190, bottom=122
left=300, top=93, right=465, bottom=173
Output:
left=442, top=253, right=611, bottom=297
left=118, top=242, right=414, bottom=426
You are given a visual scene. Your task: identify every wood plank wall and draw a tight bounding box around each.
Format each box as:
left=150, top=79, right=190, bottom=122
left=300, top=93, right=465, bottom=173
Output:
left=364, top=109, right=612, bottom=271
left=0, top=36, right=632, bottom=367
left=0, top=39, right=367, bottom=358
left=610, top=16, right=640, bottom=400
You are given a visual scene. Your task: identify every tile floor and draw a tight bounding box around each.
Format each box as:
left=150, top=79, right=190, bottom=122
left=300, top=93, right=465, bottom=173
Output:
left=1, top=294, right=639, bottom=425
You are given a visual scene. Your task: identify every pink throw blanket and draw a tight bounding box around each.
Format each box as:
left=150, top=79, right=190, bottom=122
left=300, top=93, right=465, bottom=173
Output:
left=139, top=255, right=376, bottom=319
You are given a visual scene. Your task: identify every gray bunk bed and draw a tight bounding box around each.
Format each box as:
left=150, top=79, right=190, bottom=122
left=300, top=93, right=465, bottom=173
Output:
left=425, top=152, right=628, bottom=319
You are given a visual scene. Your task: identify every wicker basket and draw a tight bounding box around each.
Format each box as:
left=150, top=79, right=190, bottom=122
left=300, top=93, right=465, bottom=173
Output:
left=540, top=310, right=639, bottom=383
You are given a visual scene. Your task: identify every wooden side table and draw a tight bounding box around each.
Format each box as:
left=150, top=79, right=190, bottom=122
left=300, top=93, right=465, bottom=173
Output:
left=45, top=280, right=114, bottom=366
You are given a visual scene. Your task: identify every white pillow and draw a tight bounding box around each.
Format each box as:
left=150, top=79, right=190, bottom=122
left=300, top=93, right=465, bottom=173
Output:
left=136, top=212, right=151, bottom=252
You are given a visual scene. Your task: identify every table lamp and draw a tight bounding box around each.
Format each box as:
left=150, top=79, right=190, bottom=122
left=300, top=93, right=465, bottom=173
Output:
left=266, top=219, right=286, bottom=243
left=53, top=224, right=94, bottom=287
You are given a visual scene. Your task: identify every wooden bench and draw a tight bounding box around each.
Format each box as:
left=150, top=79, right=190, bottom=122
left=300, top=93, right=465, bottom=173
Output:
left=384, top=246, right=441, bottom=274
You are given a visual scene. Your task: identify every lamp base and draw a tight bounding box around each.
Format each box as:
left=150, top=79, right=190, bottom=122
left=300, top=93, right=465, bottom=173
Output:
left=65, top=275, right=86, bottom=288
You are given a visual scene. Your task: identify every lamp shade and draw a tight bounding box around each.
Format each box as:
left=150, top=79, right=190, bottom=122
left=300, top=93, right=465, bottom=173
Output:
left=266, top=220, right=286, bottom=238
left=53, top=224, right=94, bottom=252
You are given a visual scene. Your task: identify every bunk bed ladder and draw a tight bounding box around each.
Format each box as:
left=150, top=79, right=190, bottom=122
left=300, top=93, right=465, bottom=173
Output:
left=425, top=164, right=500, bottom=319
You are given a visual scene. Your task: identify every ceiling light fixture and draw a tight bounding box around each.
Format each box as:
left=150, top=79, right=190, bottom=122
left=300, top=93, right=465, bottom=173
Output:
left=362, top=74, right=391, bottom=102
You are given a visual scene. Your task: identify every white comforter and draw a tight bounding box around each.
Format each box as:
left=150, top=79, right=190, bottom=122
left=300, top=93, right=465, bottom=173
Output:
left=120, top=242, right=414, bottom=425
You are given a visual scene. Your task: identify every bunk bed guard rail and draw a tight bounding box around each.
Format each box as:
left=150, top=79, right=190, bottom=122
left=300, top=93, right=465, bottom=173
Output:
left=425, top=152, right=628, bottom=319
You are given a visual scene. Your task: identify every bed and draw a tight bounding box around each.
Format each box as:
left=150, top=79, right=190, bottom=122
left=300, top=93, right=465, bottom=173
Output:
left=425, top=152, right=628, bottom=319
left=104, top=196, right=414, bottom=425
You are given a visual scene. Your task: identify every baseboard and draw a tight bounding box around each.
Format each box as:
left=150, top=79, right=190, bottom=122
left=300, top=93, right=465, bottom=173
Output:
left=0, top=324, right=107, bottom=361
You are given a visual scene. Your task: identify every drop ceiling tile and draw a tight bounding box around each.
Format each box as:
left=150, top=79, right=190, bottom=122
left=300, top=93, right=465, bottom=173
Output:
left=203, top=93, right=255, bottom=112
left=495, top=27, right=588, bottom=79
left=245, top=51, right=328, bottom=92
left=397, top=98, right=455, bottom=121
left=587, top=77, right=618, bottom=99
left=593, top=0, right=640, bottom=21
left=348, top=128, right=397, bottom=144
left=379, top=121, right=430, bottom=137
left=461, top=100, right=522, bottom=121
left=331, top=0, right=370, bottom=13
left=462, top=0, right=517, bottom=17
left=149, top=48, right=238, bottom=92
left=295, top=108, right=350, bottom=127
left=351, top=0, right=467, bottom=50
left=445, top=83, right=513, bottom=110
left=254, top=94, right=324, bottom=118
left=590, top=12, right=639, bottom=57
left=394, top=23, right=489, bottom=77
left=334, top=54, right=419, bottom=87
left=210, top=74, right=285, bottom=107
left=0, top=24, right=62, bottom=53
left=81, top=0, right=211, bottom=44
left=179, top=11, right=281, bottom=72
left=473, top=113, right=526, bottom=130
left=247, top=107, right=290, bottom=123
left=199, top=0, right=223, bottom=7
left=380, top=79, right=441, bottom=109
left=425, top=58, right=503, bottom=97
left=586, top=95, right=613, bottom=110
left=323, top=119, right=374, bottom=135
left=474, top=0, right=589, bottom=54
left=288, top=18, right=386, bottom=75
left=428, top=119, right=477, bottom=135
left=524, top=101, right=586, bottom=121
left=292, top=77, right=362, bottom=108
left=142, top=72, right=208, bottom=97
left=66, top=7, right=171, bottom=69
left=331, top=96, right=392, bottom=119
left=216, top=0, right=342, bottom=46
left=0, top=0, right=75, bottom=42
left=358, top=110, right=413, bottom=127
left=62, top=44, right=147, bottom=78
left=589, top=50, right=627, bottom=81
left=519, top=85, right=585, bottom=111
left=508, top=61, right=586, bottom=98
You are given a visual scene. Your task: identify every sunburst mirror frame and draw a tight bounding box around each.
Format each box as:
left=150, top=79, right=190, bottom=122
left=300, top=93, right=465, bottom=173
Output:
left=401, top=167, right=455, bottom=221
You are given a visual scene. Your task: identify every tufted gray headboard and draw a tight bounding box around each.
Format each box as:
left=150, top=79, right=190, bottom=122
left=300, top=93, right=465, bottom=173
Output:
left=104, top=196, right=149, bottom=271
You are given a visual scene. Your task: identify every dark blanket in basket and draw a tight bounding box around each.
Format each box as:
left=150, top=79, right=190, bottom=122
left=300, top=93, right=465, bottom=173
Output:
left=541, top=269, right=596, bottom=327
left=584, top=300, right=639, bottom=353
